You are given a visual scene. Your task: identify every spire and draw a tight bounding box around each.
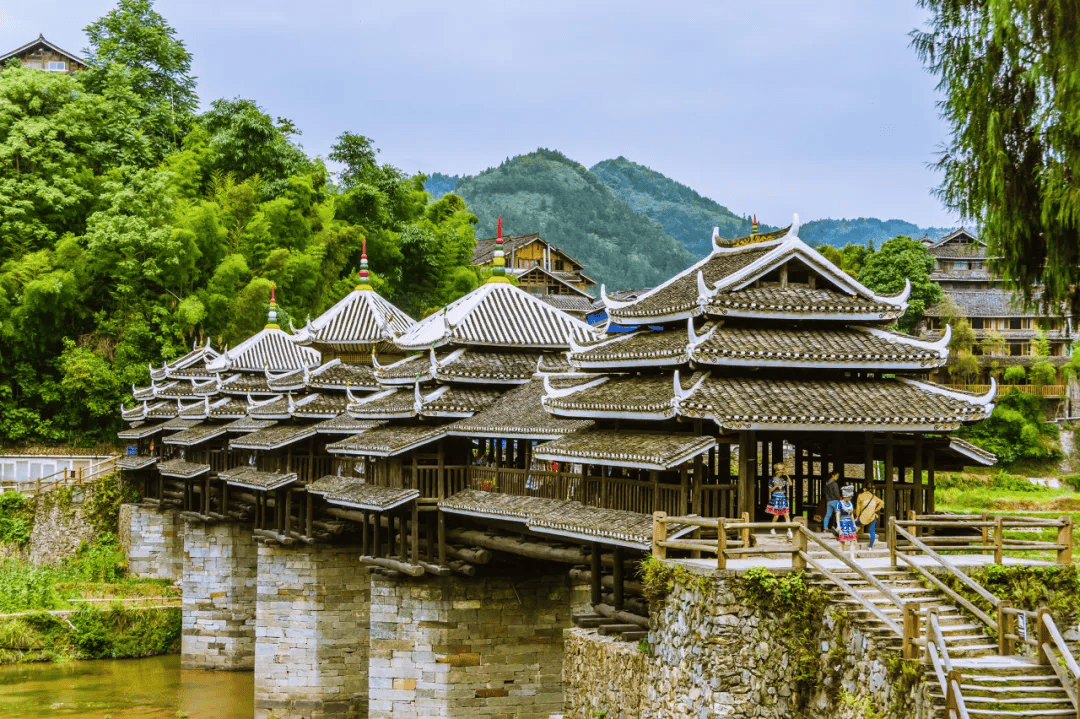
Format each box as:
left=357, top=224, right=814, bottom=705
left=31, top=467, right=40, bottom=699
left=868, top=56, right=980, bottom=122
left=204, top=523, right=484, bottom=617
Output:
left=485, top=216, right=513, bottom=284
left=265, top=284, right=280, bottom=329
left=356, top=236, right=373, bottom=291
left=751, top=214, right=758, bottom=236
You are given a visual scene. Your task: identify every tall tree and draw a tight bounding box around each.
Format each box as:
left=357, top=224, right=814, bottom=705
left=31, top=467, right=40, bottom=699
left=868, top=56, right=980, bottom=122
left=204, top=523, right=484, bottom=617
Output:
left=856, top=236, right=942, bottom=333
left=912, top=1, right=1080, bottom=315
left=83, top=0, right=197, bottom=158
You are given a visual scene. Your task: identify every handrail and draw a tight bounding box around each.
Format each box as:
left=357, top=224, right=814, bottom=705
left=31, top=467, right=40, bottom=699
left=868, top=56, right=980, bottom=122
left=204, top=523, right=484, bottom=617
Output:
left=893, top=522, right=999, bottom=631
left=894, top=513, right=1072, bottom=565
left=800, top=526, right=908, bottom=610
left=928, top=611, right=970, bottom=719
left=799, top=551, right=902, bottom=636
left=1038, top=608, right=1080, bottom=711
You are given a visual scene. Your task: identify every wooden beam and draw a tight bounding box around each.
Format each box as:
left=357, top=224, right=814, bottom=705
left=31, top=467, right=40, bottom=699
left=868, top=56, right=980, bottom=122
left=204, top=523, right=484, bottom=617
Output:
left=446, top=528, right=591, bottom=564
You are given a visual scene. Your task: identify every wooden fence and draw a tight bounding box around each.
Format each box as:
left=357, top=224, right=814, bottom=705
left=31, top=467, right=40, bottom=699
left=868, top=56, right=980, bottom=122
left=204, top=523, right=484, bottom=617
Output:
left=944, top=384, right=1065, bottom=398
left=0, top=455, right=119, bottom=496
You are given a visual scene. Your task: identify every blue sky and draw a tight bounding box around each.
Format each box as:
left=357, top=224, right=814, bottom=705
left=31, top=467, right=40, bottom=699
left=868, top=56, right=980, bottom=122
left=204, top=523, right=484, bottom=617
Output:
left=1, top=1, right=958, bottom=229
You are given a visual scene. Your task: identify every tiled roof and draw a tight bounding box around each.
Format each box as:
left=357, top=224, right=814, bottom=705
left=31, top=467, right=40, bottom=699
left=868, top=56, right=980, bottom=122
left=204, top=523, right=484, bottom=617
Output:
left=222, top=417, right=278, bottom=433
left=160, top=417, right=201, bottom=432
left=713, top=225, right=791, bottom=249
left=537, top=353, right=573, bottom=374
left=931, top=269, right=993, bottom=282
left=925, top=289, right=1053, bottom=318
left=607, top=246, right=772, bottom=322
left=680, top=376, right=994, bottom=431
left=206, top=328, right=321, bottom=373
left=422, top=386, right=504, bottom=417
left=326, top=425, right=445, bottom=457
left=394, top=283, right=594, bottom=350
left=537, top=294, right=596, bottom=313
left=373, top=353, right=437, bottom=384
left=218, top=467, right=297, bottom=491
left=927, top=229, right=985, bottom=256
left=445, top=380, right=594, bottom=439
left=532, top=430, right=716, bottom=470
left=162, top=424, right=229, bottom=447
left=434, top=350, right=541, bottom=384
left=312, top=415, right=386, bottom=435
left=229, top=425, right=318, bottom=451
left=149, top=343, right=219, bottom=381
left=439, top=489, right=691, bottom=550
left=153, top=381, right=199, bottom=398
left=306, top=476, right=419, bottom=511
left=116, top=455, right=157, bottom=471
left=707, top=286, right=904, bottom=320
left=291, top=288, right=415, bottom=348
left=542, top=372, right=708, bottom=420
left=309, top=361, right=380, bottom=390
left=208, top=398, right=251, bottom=419
left=248, top=394, right=310, bottom=419
left=947, top=437, right=997, bottom=467
left=146, top=401, right=179, bottom=419
left=292, top=393, right=349, bottom=418
left=569, top=328, right=689, bottom=368
left=691, top=325, right=947, bottom=369
left=117, top=423, right=163, bottom=440
left=219, top=374, right=275, bottom=395
left=346, top=388, right=418, bottom=419
left=157, top=459, right=210, bottom=478
left=516, top=265, right=594, bottom=297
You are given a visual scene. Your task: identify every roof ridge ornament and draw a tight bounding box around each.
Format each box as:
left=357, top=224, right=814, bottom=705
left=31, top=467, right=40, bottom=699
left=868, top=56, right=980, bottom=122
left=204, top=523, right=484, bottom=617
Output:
left=542, top=373, right=608, bottom=398
left=600, top=283, right=637, bottom=311
left=900, top=376, right=997, bottom=407
left=686, top=318, right=719, bottom=352
left=356, top=236, right=373, bottom=291
left=784, top=213, right=800, bottom=239
left=265, top=285, right=280, bottom=329
left=672, top=369, right=709, bottom=409
left=413, top=380, right=424, bottom=414
left=345, top=381, right=359, bottom=404
left=485, top=217, right=513, bottom=285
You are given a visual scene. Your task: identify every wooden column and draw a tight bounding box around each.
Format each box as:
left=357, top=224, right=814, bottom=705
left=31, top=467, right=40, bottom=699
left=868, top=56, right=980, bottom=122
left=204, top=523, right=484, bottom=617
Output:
left=305, top=490, right=313, bottom=538
left=913, top=436, right=925, bottom=516
left=612, top=546, right=625, bottom=611
left=372, top=511, right=381, bottom=557
left=884, top=433, right=895, bottom=522
left=398, top=514, right=408, bottom=560
left=437, top=440, right=445, bottom=499
left=833, top=436, right=846, bottom=482
left=361, top=510, right=370, bottom=556
left=437, top=511, right=447, bottom=566
left=410, top=502, right=420, bottom=563
left=691, top=455, right=702, bottom=516
left=717, top=442, right=731, bottom=518
left=738, top=431, right=757, bottom=518
left=590, top=543, right=602, bottom=606
left=284, top=487, right=292, bottom=535
left=793, top=442, right=804, bottom=516
left=680, top=466, right=689, bottom=516
left=863, top=432, right=875, bottom=490
left=926, top=449, right=936, bottom=514
left=650, top=470, right=660, bottom=514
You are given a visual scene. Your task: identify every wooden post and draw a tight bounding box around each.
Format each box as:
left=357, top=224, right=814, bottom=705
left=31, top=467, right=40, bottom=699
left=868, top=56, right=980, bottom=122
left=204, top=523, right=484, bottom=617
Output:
left=612, top=546, right=624, bottom=611
left=437, top=511, right=446, bottom=566
left=680, top=466, right=689, bottom=517
left=650, top=470, right=660, bottom=513
left=793, top=442, right=804, bottom=517
left=741, top=511, right=751, bottom=550
left=739, top=431, right=757, bottom=519
left=888, top=516, right=897, bottom=568
left=926, top=449, right=936, bottom=514
left=305, top=490, right=313, bottom=538
left=994, top=515, right=1004, bottom=564
left=652, top=511, right=668, bottom=559
left=692, top=454, right=702, bottom=516
left=863, top=432, right=874, bottom=490
left=437, top=441, right=445, bottom=499
left=410, top=502, right=420, bottom=564
left=913, top=435, right=924, bottom=515
left=981, top=510, right=990, bottom=547
left=884, top=433, right=895, bottom=522
left=945, top=670, right=961, bottom=711
left=997, top=600, right=1013, bottom=655
left=590, top=543, right=602, bottom=605
left=1037, top=607, right=1051, bottom=665
left=398, top=514, right=408, bottom=560
left=372, top=511, right=381, bottom=558
left=717, top=518, right=727, bottom=570
left=903, top=602, right=921, bottom=660
left=222, top=481, right=229, bottom=518
left=792, top=524, right=806, bottom=570
left=284, top=486, right=292, bottom=535
left=1057, top=516, right=1073, bottom=565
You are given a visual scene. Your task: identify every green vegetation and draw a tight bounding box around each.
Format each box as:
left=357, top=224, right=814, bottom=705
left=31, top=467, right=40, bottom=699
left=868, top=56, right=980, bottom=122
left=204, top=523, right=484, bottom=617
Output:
left=589, top=156, right=771, bottom=257
left=0, top=0, right=482, bottom=447
left=958, top=390, right=1062, bottom=466
left=0, top=493, right=33, bottom=544
left=451, top=149, right=697, bottom=292
left=854, top=235, right=942, bottom=333
left=913, top=0, right=1080, bottom=315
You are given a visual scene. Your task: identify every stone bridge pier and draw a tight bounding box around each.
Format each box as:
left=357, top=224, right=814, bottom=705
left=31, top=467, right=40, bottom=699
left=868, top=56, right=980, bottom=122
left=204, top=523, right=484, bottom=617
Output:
left=181, top=521, right=258, bottom=670
left=367, top=570, right=574, bottom=719
left=120, top=503, right=184, bottom=582
left=254, top=543, right=371, bottom=719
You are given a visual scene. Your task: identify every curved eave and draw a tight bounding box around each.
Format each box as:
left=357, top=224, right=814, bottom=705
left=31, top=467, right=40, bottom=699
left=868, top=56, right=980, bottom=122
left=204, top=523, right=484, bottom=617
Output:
left=346, top=409, right=418, bottom=420
left=162, top=428, right=229, bottom=447
left=444, top=428, right=581, bottom=441
left=569, top=354, right=688, bottom=370
left=690, top=414, right=972, bottom=433
left=540, top=401, right=675, bottom=422
left=421, top=409, right=478, bottom=418
left=607, top=306, right=700, bottom=325
left=222, top=474, right=298, bottom=491
left=705, top=307, right=904, bottom=322
left=688, top=355, right=947, bottom=371
left=431, top=373, right=533, bottom=385
left=378, top=373, right=434, bottom=386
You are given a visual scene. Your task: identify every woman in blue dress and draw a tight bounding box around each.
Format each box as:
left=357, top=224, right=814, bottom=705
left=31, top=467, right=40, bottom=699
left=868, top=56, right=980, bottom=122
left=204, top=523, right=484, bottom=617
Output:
left=766, top=462, right=792, bottom=537
left=837, top=485, right=858, bottom=557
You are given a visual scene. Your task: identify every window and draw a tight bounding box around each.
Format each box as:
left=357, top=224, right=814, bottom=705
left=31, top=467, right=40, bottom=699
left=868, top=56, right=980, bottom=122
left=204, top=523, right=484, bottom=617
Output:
left=970, top=318, right=984, bottom=330
left=1009, top=343, right=1028, bottom=356
left=1009, top=318, right=1023, bottom=330
left=46, top=61, right=66, bottom=72
left=23, top=61, right=42, bottom=69
left=954, top=261, right=969, bottom=270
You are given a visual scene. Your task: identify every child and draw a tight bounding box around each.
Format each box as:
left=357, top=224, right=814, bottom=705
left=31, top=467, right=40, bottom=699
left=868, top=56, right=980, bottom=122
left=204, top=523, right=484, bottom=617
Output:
left=766, top=462, right=792, bottom=538
left=837, top=484, right=858, bottom=557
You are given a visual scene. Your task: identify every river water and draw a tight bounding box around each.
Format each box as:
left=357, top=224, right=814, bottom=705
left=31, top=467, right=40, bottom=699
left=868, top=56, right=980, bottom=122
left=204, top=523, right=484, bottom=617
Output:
left=0, top=655, right=253, bottom=718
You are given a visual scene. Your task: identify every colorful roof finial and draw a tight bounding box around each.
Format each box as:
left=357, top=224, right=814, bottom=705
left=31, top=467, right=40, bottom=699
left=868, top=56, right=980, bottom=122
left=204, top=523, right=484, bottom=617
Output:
left=356, top=236, right=372, bottom=291
left=486, top=215, right=512, bottom=284
left=266, top=284, right=280, bottom=329
left=751, top=214, right=758, bottom=236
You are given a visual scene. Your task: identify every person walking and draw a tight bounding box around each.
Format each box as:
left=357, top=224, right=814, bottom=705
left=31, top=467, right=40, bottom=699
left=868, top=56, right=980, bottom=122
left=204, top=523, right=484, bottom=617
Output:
left=765, top=463, right=792, bottom=537
left=837, top=485, right=859, bottom=557
left=855, top=485, right=885, bottom=550
left=822, top=472, right=842, bottom=533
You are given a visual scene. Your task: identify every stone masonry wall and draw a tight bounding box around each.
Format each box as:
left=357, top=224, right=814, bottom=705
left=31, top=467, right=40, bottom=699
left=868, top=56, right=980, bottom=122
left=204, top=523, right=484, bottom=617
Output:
left=564, top=570, right=934, bottom=719
left=369, top=571, right=572, bottom=719
left=181, top=520, right=258, bottom=670
left=27, top=489, right=97, bottom=565
left=254, top=543, right=371, bottom=719
left=120, top=503, right=183, bottom=581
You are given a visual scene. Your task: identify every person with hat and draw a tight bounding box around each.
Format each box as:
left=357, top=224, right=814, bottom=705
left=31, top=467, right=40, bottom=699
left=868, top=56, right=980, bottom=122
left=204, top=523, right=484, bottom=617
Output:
left=837, top=484, right=859, bottom=557
left=855, top=485, right=885, bottom=550
left=765, top=462, right=793, bottom=537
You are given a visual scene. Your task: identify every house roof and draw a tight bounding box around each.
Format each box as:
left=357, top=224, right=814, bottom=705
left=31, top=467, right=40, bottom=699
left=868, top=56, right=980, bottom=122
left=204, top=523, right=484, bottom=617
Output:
left=706, top=285, right=906, bottom=321
left=205, top=327, right=320, bottom=373
left=325, top=424, right=446, bottom=457
left=149, top=343, right=220, bottom=381
left=927, top=228, right=985, bottom=256
left=473, top=233, right=589, bottom=273
left=532, top=430, right=716, bottom=471
left=393, top=282, right=595, bottom=350
left=290, top=288, right=415, bottom=349
left=312, top=415, right=386, bottom=435
left=306, top=476, right=419, bottom=511
left=116, top=455, right=157, bottom=471
left=162, top=423, right=229, bottom=447
left=0, top=34, right=85, bottom=65
left=222, top=417, right=278, bottom=433
left=516, top=265, right=594, bottom=297
left=434, top=349, right=542, bottom=385
left=218, top=467, right=297, bottom=491
left=445, top=379, right=593, bottom=440
left=925, top=289, right=1056, bottom=318
left=157, top=459, right=210, bottom=479
left=117, top=423, right=164, bottom=440
left=229, top=425, right=318, bottom=451
left=536, top=294, right=597, bottom=314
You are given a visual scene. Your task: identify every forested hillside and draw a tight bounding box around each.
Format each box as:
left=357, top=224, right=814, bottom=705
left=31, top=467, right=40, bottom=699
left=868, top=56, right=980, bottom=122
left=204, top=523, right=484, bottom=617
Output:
left=0, top=0, right=481, bottom=446
left=589, top=157, right=774, bottom=256
left=450, top=150, right=697, bottom=291
left=799, top=218, right=955, bottom=248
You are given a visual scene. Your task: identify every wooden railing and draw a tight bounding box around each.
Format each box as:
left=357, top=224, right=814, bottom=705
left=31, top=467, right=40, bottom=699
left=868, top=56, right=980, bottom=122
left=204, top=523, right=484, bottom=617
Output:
left=893, top=513, right=1073, bottom=565
left=0, top=455, right=119, bottom=496
left=926, top=610, right=970, bottom=719
left=290, top=455, right=335, bottom=484
left=1000, top=605, right=1080, bottom=713
left=469, top=467, right=582, bottom=502
left=944, top=384, right=1066, bottom=397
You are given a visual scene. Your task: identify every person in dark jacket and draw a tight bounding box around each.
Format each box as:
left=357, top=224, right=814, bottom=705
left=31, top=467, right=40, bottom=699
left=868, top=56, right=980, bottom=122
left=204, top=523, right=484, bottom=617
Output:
left=822, top=473, right=842, bottom=532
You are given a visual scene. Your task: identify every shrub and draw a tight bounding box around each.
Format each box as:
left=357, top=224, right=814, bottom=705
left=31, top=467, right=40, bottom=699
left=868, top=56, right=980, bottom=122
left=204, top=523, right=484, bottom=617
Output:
left=0, top=492, right=33, bottom=545
left=959, top=389, right=1061, bottom=465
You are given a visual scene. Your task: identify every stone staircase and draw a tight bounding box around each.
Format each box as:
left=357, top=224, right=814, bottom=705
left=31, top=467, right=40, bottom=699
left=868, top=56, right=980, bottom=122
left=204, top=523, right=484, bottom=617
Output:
left=802, top=547, right=1077, bottom=719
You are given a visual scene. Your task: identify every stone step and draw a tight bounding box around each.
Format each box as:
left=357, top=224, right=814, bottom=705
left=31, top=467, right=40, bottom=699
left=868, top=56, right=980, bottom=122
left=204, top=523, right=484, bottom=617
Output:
left=597, top=623, right=644, bottom=636
left=931, top=691, right=1073, bottom=705
left=960, top=685, right=1070, bottom=697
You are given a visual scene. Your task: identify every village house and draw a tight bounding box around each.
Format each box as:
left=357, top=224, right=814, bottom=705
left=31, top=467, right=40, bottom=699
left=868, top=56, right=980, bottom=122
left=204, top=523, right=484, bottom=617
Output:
left=0, top=34, right=86, bottom=73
